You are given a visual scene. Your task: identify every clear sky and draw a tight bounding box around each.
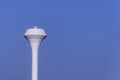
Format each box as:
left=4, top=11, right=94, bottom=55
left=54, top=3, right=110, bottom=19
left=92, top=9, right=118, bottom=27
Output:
left=0, top=0, right=120, bottom=80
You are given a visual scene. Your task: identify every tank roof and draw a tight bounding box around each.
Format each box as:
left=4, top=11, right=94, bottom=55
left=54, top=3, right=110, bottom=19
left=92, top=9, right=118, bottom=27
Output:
left=24, top=26, right=47, bottom=36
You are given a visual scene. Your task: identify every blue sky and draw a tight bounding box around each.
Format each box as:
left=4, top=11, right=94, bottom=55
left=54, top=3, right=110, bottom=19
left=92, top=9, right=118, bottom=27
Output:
left=0, top=0, right=120, bottom=80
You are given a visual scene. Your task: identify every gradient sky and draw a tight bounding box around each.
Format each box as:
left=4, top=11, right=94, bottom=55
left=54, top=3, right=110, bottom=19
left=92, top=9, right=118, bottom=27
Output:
left=0, top=0, right=120, bottom=80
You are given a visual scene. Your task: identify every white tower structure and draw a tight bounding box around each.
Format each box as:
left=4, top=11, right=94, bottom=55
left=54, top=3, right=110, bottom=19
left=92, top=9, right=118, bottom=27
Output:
left=24, top=26, right=47, bottom=80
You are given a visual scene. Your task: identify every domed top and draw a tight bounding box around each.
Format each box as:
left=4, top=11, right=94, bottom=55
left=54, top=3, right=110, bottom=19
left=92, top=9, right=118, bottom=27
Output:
left=33, top=26, right=38, bottom=29
left=24, top=26, right=47, bottom=40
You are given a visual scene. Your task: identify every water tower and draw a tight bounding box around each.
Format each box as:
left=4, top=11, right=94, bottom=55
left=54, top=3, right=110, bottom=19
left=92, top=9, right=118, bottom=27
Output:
left=24, top=26, right=47, bottom=80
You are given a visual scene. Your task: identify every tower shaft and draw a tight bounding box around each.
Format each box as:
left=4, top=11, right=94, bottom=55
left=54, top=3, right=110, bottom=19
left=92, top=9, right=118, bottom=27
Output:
left=30, top=39, right=41, bottom=80
left=32, top=50, right=38, bottom=80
